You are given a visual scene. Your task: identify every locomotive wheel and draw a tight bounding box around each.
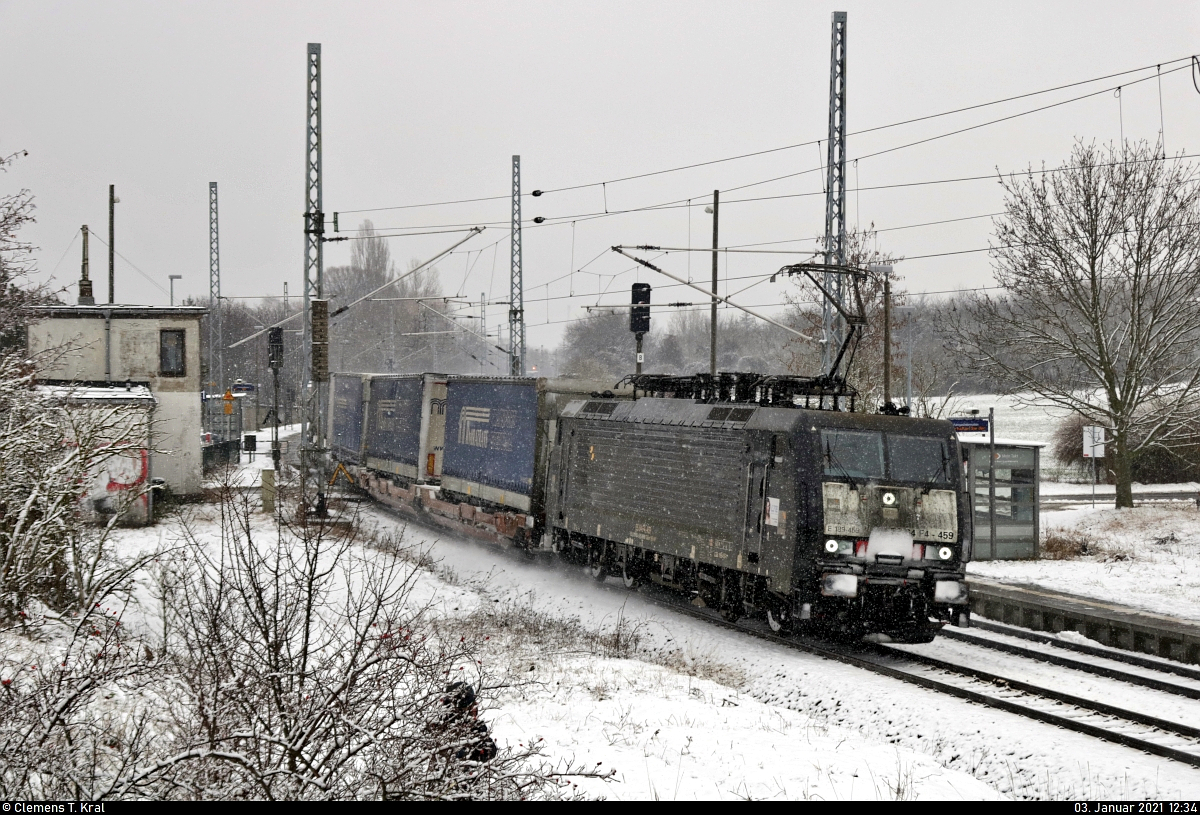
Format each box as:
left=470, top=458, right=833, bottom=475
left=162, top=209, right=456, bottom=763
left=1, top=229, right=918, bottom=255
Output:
left=587, top=544, right=608, bottom=581
left=766, top=605, right=793, bottom=634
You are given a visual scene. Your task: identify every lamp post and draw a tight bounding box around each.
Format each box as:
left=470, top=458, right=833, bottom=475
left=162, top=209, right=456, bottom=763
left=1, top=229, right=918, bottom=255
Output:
left=168, top=275, right=182, bottom=306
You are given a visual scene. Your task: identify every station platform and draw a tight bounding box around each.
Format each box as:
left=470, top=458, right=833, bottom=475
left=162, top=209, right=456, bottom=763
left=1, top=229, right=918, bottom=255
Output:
left=968, top=578, right=1200, bottom=665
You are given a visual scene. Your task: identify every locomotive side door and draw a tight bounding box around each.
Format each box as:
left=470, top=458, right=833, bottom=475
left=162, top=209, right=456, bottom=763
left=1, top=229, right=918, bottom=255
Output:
left=757, top=434, right=796, bottom=588
left=742, top=435, right=770, bottom=566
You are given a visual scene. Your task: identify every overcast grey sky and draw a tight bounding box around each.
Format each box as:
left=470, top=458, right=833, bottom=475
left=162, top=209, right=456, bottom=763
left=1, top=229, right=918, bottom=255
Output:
left=4, top=0, right=1199, bottom=349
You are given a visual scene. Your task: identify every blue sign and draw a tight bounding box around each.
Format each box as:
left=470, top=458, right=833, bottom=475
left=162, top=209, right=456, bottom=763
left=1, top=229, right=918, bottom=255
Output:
left=950, top=417, right=989, bottom=434
left=231, top=383, right=256, bottom=394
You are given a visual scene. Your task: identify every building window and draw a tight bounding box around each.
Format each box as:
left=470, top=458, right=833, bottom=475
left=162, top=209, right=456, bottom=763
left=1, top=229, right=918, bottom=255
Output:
left=160, top=329, right=186, bottom=377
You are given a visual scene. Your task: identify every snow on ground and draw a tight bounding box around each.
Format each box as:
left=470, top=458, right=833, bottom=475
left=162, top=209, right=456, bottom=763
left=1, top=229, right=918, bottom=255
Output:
left=1040, top=481, right=1200, bottom=496
left=204, top=423, right=301, bottom=487
left=68, top=505, right=997, bottom=801
left=933, top=393, right=1073, bottom=446
left=497, top=654, right=997, bottom=801
left=970, top=502, right=1200, bottom=622
left=358, top=509, right=1200, bottom=800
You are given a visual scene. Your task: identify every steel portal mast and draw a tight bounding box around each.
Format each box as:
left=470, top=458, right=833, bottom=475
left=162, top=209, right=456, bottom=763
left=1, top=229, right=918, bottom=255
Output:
left=821, top=11, right=848, bottom=374
left=208, top=181, right=222, bottom=393
left=303, top=42, right=324, bottom=448
left=509, top=155, right=525, bottom=376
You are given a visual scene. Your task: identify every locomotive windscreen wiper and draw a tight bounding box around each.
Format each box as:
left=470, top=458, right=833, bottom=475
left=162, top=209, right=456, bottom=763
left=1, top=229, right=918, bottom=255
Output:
left=917, top=448, right=951, bottom=495
left=824, top=441, right=859, bottom=493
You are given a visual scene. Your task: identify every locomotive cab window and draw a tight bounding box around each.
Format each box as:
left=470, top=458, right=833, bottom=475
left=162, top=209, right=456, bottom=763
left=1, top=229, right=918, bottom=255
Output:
left=888, top=436, right=951, bottom=484
left=159, top=329, right=186, bottom=377
left=821, top=429, right=884, bottom=479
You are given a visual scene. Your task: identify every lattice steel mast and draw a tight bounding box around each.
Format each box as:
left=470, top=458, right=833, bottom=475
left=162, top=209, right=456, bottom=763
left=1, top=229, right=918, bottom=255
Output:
left=509, top=155, right=525, bottom=376
left=303, top=42, right=324, bottom=448
left=821, top=11, right=848, bottom=374
left=208, top=181, right=222, bottom=393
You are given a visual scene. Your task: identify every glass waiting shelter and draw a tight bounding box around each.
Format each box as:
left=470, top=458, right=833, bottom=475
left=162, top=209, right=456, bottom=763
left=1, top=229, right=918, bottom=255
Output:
left=957, top=435, right=1044, bottom=560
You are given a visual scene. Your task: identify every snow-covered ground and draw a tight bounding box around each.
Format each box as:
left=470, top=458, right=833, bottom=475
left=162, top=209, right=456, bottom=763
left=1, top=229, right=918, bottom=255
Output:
left=22, top=493, right=1200, bottom=799
left=357, top=509, right=1200, bottom=800
left=936, top=393, right=1073, bottom=447
left=1040, top=482, right=1200, bottom=496
left=971, top=502, right=1200, bottom=622
left=204, top=422, right=301, bottom=487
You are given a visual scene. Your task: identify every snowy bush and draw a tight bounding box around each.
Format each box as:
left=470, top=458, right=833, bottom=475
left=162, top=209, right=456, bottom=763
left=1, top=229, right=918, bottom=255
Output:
left=0, top=354, right=155, bottom=621
left=0, top=476, right=599, bottom=800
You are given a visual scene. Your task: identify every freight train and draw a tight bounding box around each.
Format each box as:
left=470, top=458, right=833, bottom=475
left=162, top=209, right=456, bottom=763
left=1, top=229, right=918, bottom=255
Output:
left=330, top=370, right=971, bottom=642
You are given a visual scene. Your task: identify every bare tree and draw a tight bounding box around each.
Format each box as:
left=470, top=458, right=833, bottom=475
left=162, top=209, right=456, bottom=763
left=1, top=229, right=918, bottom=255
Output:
left=1, top=477, right=602, bottom=800
left=950, top=141, right=1200, bottom=507
left=146, top=481, right=589, bottom=799
left=0, top=149, right=55, bottom=353
left=325, top=221, right=466, bottom=374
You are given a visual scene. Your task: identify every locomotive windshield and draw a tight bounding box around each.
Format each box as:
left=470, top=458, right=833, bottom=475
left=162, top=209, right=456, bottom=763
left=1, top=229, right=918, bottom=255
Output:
left=888, top=435, right=952, bottom=484
left=821, top=429, right=953, bottom=485
left=821, top=429, right=884, bottom=479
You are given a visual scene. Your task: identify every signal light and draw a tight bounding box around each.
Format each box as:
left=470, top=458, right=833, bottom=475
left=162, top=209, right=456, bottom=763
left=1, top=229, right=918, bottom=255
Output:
left=630, top=283, right=651, bottom=335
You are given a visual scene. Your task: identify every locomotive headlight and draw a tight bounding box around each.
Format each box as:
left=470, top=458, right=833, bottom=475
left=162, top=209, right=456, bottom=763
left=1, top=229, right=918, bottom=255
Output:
left=824, top=539, right=840, bottom=553
left=881, top=491, right=896, bottom=506
left=938, top=546, right=954, bottom=561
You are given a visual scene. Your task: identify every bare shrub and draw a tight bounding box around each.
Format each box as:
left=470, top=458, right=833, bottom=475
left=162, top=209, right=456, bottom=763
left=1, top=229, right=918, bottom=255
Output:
left=0, top=604, right=163, bottom=799
left=0, top=354, right=157, bottom=620
left=144, top=482, right=594, bottom=800
left=1040, top=529, right=1091, bottom=560
left=0, top=477, right=605, bottom=800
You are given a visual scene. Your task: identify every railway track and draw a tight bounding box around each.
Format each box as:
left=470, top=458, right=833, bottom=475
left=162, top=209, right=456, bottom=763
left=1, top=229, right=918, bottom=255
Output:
left=365, top=502, right=1200, bottom=768
left=725, top=612, right=1200, bottom=769
left=961, top=617, right=1200, bottom=683
left=935, top=624, right=1200, bottom=698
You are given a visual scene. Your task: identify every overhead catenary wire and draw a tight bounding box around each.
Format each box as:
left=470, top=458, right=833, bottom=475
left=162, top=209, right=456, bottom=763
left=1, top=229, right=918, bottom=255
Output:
left=611, top=246, right=811, bottom=340
left=82, top=231, right=170, bottom=296
left=333, top=55, right=1196, bottom=215
left=486, top=151, right=1200, bottom=232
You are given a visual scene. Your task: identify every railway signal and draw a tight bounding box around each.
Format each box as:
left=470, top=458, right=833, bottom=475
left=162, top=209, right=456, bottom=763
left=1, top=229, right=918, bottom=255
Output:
left=631, top=283, right=651, bottom=374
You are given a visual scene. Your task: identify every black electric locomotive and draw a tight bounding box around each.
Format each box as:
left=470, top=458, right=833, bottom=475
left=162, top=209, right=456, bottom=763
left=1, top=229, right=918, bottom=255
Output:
left=544, top=378, right=971, bottom=642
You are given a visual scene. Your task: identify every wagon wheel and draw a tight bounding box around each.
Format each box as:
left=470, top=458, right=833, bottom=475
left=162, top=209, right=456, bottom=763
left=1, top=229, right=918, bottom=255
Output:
left=587, top=543, right=608, bottom=581
left=621, top=557, right=639, bottom=589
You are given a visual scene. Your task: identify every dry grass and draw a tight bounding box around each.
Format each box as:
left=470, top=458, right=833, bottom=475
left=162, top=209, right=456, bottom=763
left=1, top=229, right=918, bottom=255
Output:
left=453, top=595, right=746, bottom=689
left=1039, top=529, right=1092, bottom=559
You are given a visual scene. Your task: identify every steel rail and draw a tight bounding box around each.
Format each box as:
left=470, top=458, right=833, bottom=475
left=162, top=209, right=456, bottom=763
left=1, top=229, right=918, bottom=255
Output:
left=874, top=644, right=1200, bottom=738
left=936, top=626, right=1200, bottom=698
left=966, top=617, right=1200, bottom=682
